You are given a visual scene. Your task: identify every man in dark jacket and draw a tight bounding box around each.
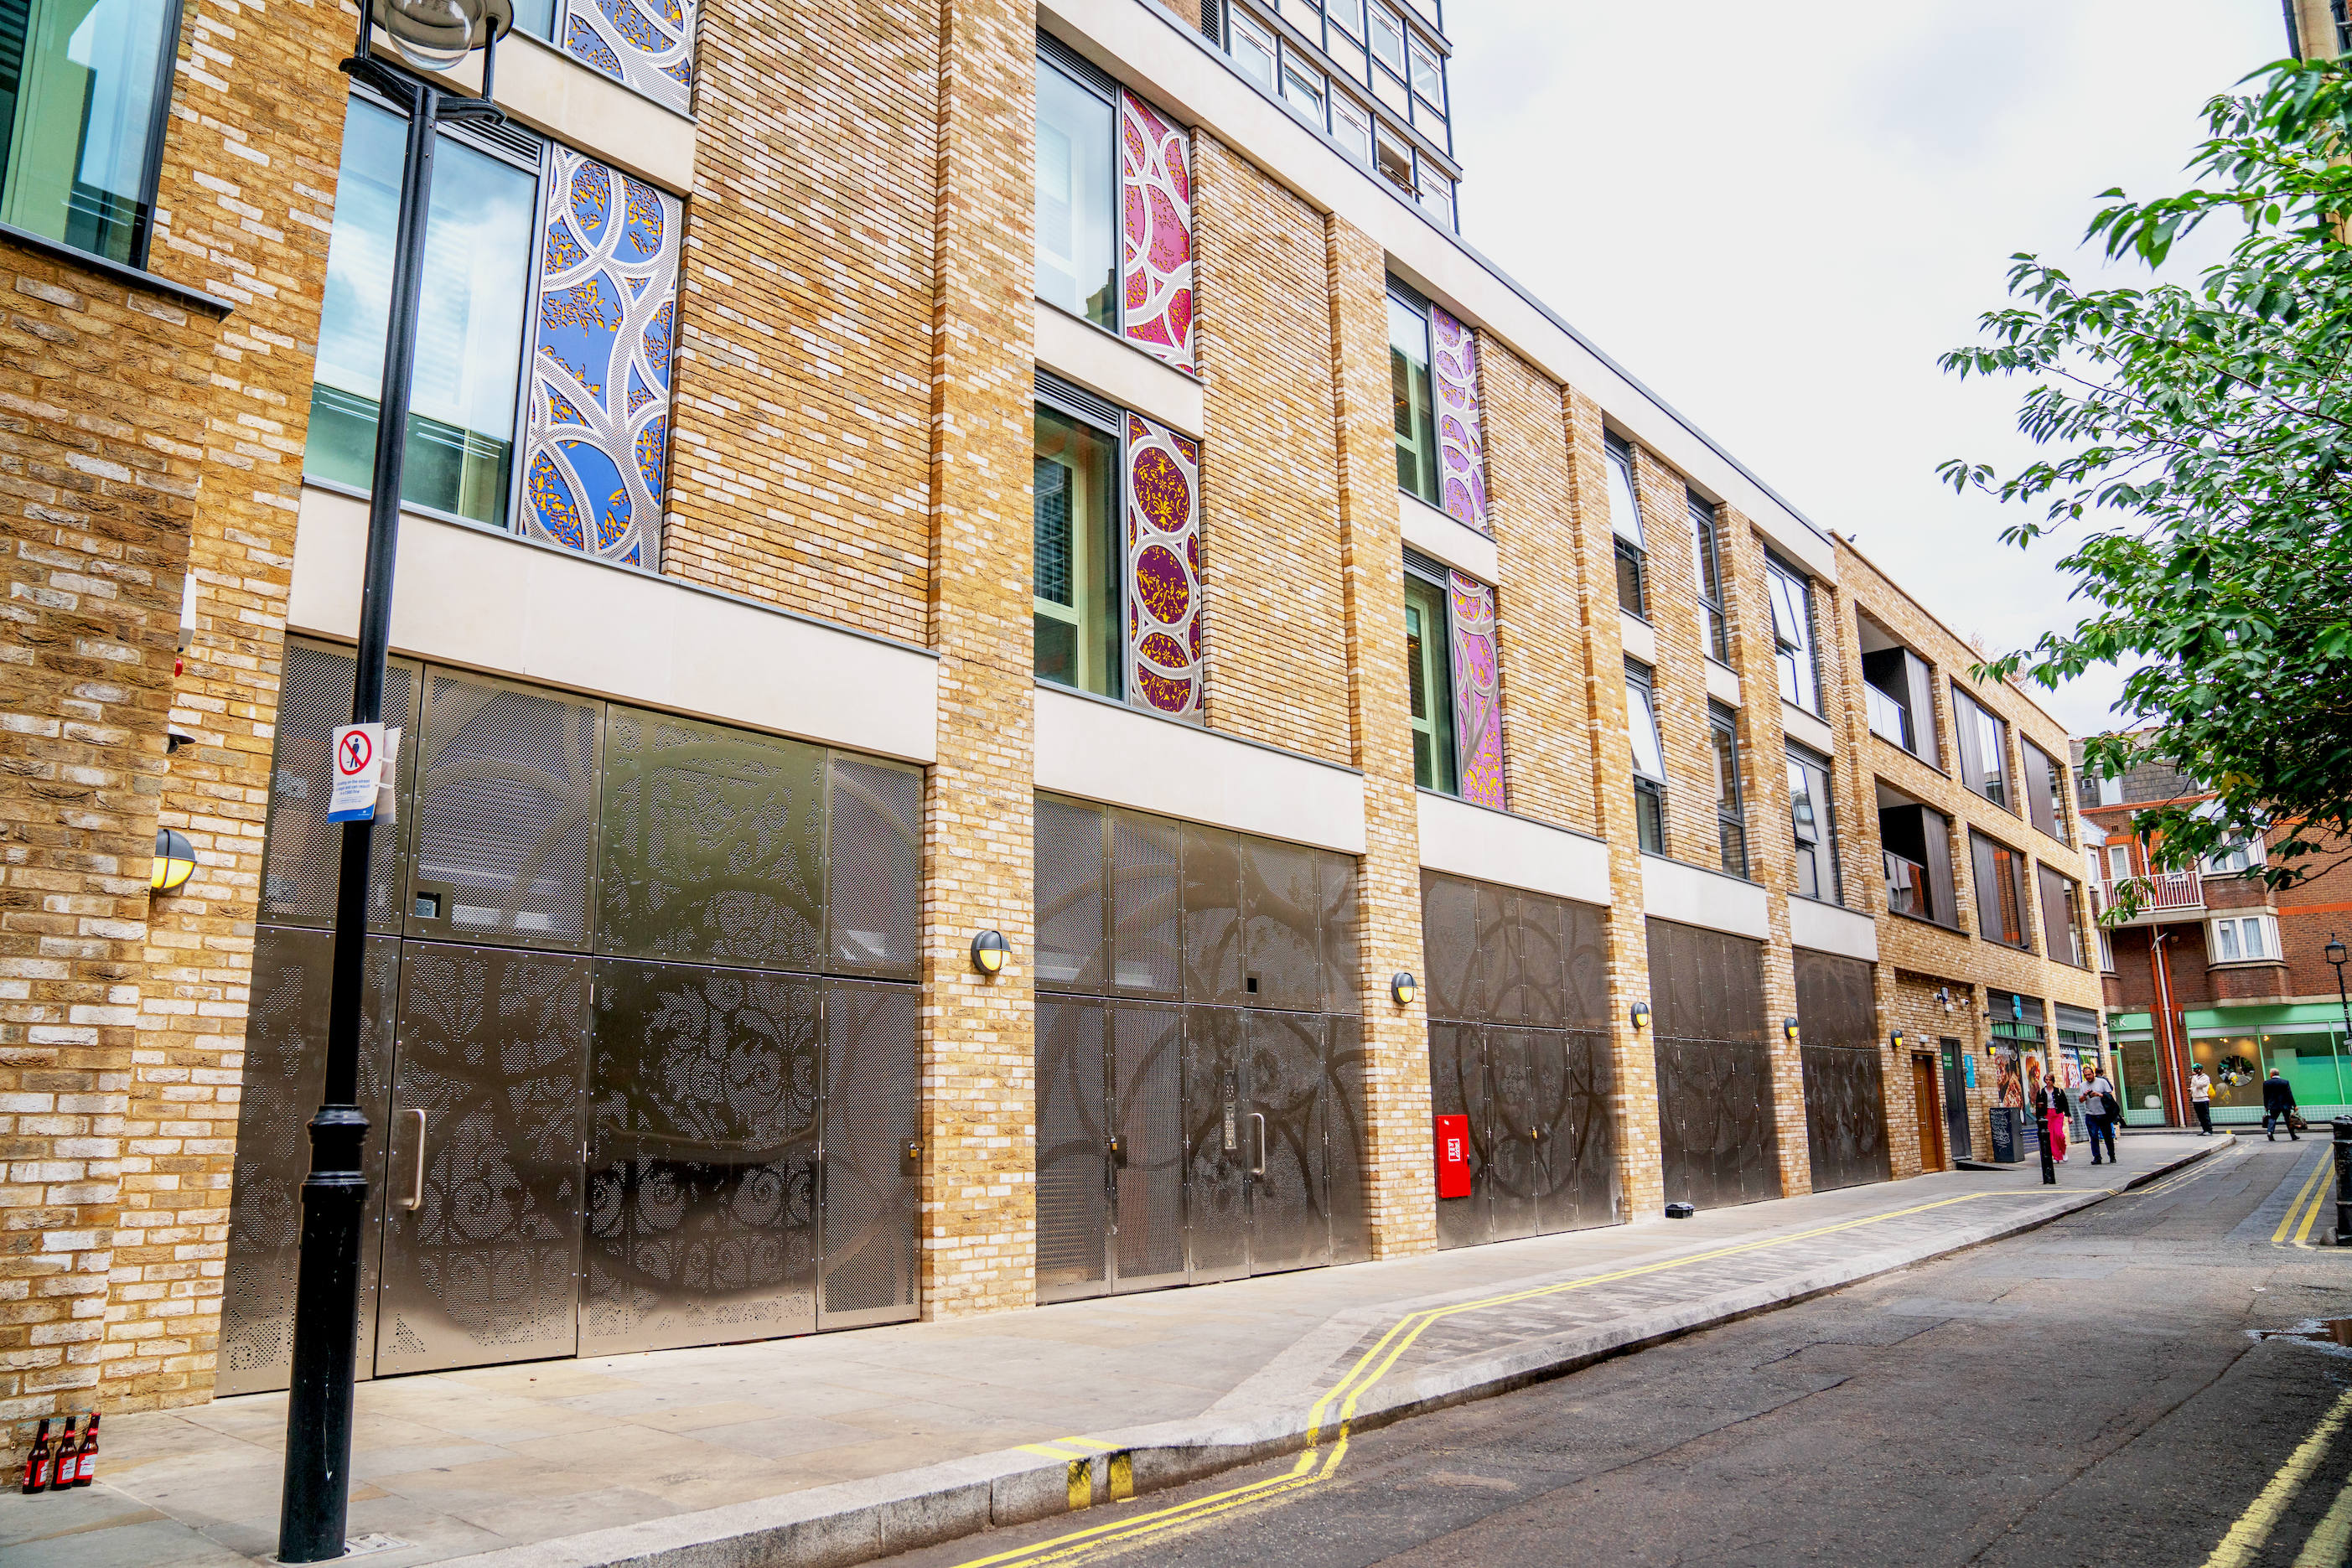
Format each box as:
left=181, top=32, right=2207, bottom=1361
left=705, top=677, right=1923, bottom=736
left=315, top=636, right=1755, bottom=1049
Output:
left=2263, top=1069, right=2301, bottom=1141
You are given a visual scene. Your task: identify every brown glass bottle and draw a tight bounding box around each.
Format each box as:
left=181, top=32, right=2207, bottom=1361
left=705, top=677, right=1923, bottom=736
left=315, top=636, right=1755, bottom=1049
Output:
left=70, top=1411, right=98, bottom=1487
left=21, top=1416, right=51, bottom=1493
left=46, top=1417, right=76, bottom=1496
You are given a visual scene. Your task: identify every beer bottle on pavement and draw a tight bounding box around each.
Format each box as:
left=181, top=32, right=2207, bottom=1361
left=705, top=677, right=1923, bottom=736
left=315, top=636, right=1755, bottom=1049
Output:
left=21, top=1417, right=51, bottom=1493
left=71, top=1412, right=98, bottom=1487
left=47, top=1416, right=76, bottom=1496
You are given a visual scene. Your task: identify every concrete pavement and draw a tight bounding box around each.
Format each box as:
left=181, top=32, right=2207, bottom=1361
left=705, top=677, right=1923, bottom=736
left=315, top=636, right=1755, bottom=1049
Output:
left=0, top=1132, right=2230, bottom=1568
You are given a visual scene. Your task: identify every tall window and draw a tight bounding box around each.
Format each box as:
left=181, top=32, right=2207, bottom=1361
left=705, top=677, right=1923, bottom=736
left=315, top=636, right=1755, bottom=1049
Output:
left=1391, top=288, right=1438, bottom=503
left=1034, top=56, right=1118, bottom=328
left=1606, top=434, right=1645, bottom=617
left=1228, top=5, right=1277, bottom=90
left=1787, top=746, right=1838, bottom=903
left=1880, top=797, right=1957, bottom=928
left=1766, top=556, right=1818, bottom=712
left=0, top=0, right=178, bottom=264
left=2038, top=865, right=2085, bottom=967
left=307, top=100, right=537, bottom=530
left=2210, top=913, right=2278, bottom=963
left=1711, top=701, right=1745, bottom=877
left=1952, top=686, right=2013, bottom=810
left=1034, top=402, right=1122, bottom=698
left=1626, top=660, right=1666, bottom=855
left=1971, top=830, right=2029, bottom=949
left=1404, top=567, right=1458, bottom=793
left=1690, top=492, right=1727, bottom=660
left=2022, top=737, right=2066, bottom=842
left=1859, top=631, right=1938, bottom=763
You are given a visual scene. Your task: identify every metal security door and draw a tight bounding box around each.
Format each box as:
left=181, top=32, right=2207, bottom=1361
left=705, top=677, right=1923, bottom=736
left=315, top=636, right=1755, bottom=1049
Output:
left=1649, top=919, right=1780, bottom=1210
left=1940, top=1039, right=1973, bottom=1158
left=1428, top=1019, right=1491, bottom=1250
left=819, top=980, right=920, bottom=1328
left=1112, top=1003, right=1188, bottom=1291
left=1036, top=997, right=1113, bottom=1301
left=1244, top=1011, right=1329, bottom=1275
left=1182, top=1007, right=1250, bottom=1282
left=1484, top=1027, right=1543, bottom=1241
left=1533, top=1028, right=1618, bottom=1234
left=377, top=944, right=591, bottom=1376
left=1795, top=950, right=1890, bottom=1192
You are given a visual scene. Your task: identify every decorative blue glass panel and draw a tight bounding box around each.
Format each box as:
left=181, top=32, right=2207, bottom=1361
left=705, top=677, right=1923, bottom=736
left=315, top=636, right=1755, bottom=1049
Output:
left=524, top=148, right=681, bottom=569
left=561, top=0, right=695, bottom=115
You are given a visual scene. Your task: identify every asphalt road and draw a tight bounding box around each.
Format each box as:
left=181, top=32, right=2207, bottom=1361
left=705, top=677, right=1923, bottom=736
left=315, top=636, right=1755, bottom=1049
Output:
left=889, top=1137, right=2352, bottom=1568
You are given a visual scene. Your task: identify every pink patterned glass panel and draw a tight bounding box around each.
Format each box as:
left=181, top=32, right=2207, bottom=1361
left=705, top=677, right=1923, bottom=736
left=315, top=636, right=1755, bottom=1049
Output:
left=1127, top=413, right=1204, bottom=722
left=1121, top=91, right=1195, bottom=374
left=1448, top=571, right=1503, bottom=808
left=1430, top=304, right=1489, bottom=536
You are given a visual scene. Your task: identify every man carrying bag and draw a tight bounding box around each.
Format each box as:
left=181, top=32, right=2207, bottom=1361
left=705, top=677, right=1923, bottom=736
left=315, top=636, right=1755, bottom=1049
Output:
left=2082, top=1063, right=2121, bottom=1166
left=2263, top=1069, right=2302, bottom=1141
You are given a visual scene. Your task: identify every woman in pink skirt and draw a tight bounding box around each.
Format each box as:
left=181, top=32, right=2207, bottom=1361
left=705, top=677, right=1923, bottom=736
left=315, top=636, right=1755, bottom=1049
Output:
left=2045, top=1080, right=2071, bottom=1162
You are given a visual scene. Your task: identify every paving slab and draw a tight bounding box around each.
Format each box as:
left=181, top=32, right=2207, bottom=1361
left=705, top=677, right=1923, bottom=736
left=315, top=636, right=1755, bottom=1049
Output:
left=0, top=1133, right=2228, bottom=1568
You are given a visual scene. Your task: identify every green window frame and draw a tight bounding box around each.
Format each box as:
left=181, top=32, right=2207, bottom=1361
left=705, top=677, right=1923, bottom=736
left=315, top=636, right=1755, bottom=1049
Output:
left=1034, top=398, right=1123, bottom=700
left=1390, top=287, right=1438, bottom=503
left=1403, top=566, right=1457, bottom=794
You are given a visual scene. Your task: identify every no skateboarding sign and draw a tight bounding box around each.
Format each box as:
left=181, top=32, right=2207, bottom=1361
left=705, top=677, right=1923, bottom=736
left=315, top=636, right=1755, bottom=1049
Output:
left=328, top=723, right=384, bottom=823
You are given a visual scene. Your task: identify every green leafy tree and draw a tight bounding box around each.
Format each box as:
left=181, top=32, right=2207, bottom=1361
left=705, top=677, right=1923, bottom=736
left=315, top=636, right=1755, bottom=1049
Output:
left=1940, top=55, right=2352, bottom=913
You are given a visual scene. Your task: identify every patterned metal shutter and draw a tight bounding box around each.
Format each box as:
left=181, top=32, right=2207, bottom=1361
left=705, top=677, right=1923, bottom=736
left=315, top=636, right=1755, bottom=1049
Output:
left=560, top=0, right=696, bottom=112
left=1126, top=412, right=1205, bottom=720
left=819, top=979, right=920, bottom=1327
left=1446, top=571, right=1504, bottom=808
left=258, top=640, right=420, bottom=932
left=525, top=148, right=682, bottom=568
left=1429, top=304, right=1489, bottom=534
left=1120, top=90, right=1194, bottom=371
left=826, top=753, right=923, bottom=980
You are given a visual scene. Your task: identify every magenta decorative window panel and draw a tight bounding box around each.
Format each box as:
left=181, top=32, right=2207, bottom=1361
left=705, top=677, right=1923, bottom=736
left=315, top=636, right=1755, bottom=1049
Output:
left=1448, top=571, right=1504, bottom=807
left=1430, top=304, right=1489, bottom=535
left=1126, top=413, right=1204, bottom=722
left=1120, top=91, right=1194, bottom=374
left=523, top=149, right=681, bottom=570
left=562, top=0, right=696, bottom=115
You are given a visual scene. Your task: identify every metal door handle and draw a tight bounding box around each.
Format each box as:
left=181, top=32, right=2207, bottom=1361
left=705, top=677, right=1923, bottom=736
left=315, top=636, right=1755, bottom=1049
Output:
left=402, top=1109, right=427, bottom=1211
left=1250, top=1113, right=1267, bottom=1177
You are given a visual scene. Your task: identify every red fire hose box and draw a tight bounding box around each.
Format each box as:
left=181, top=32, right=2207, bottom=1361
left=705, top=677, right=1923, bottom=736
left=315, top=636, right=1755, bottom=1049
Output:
left=1434, top=1114, right=1471, bottom=1198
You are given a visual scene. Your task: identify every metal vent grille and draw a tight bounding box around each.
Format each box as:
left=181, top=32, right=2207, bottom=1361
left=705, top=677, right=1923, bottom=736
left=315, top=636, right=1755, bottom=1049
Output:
left=1387, top=275, right=1433, bottom=315
left=1200, top=0, right=1221, bottom=49
left=409, top=671, right=600, bottom=950
left=1038, top=29, right=1118, bottom=100
left=1241, top=836, right=1321, bottom=1012
left=581, top=960, right=820, bottom=1355
left=598, top=705, right=826, bottom=972
left=1111, top=811, right=1182, bottom=996
left=260, top=640, right=417, bottom=931
left=1401, top=545, right=1448, bottom=582
left=1112, top=1003, right=1186, bottom=1287
left=217, top=927, right=397, bottom=1395
left=1323, top=1015, right=1370, bottom=1265
left=1036, top=368, right=1122, bottom=432
left=1035, top=997, right=1110, bottom=1300
left=1181, top=824, right=1244, bottom=1005
left=1036, top=796, right=1108, bottom=991
left=376, top=944, right=590, bottom=1376
left=819, top=980, right=920, bottom=1325
left=826, top=753, right=922, bottom=979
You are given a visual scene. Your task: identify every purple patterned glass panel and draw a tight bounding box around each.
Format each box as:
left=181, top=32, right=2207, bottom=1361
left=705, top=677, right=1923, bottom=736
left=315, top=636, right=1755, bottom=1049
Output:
left=1430, top=304, right=1489, bottom=536
left=1121, top=91, right=1194, bottom=374
left=1448, top=570, right=1503, bottom=808
left=1126, top=412, right=1203, bottom=722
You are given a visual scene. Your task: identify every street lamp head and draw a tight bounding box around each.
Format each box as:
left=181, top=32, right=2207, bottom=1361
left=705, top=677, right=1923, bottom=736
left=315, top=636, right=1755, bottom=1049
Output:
left=372, top=0, right=511, bottom=71
left=2329, top=932, right=2349, bottom=970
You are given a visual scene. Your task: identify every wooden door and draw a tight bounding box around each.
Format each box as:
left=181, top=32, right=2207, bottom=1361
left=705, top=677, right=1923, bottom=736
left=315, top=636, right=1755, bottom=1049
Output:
left=1911, top=1055, right=1946, bottom=1173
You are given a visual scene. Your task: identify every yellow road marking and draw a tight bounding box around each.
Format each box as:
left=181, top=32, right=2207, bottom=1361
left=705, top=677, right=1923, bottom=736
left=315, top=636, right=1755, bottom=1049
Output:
left=952, top=1182, right=2136, bottom=1568
left=2272, top=1158, right=2330, bottom=1247
left=2292, top=1467, right=2352, bottom=1568
left=2202, top=1387, right=2352, bottom=1568
left=2292, top=1167, right=2334, bottom=1250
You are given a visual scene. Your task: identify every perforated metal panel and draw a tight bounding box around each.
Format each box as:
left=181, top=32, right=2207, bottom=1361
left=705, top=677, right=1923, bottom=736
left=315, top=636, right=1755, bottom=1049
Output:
left=597, top=706, right=825, bottom=972
left=1513, top=896, right=1566, bottom=1028
left=217, top=928, right=398, bottom=1395
left=826, top=757, right=922, bottom=980
left=258, top=640, right=420, bottom=932
left=1246, top=1010, right=1329, bottom=1273
left=1182, top=1006, right=1248, bottom=1281
left=1471, top=882, right=1511, bottom=1025
left=1428, top=1020, right=1487, bottom=1250
left=1241, top=837, right=1321, bottom=1012
left=377, top=944, right=590, bottom=1375
left=1322, top=1015, right=1370, bottom=1264
left=1036, top=797, right=1109, bottom=993
left=1111, top=811, right=1181, bottom=997
left=1036, top=997, right=1111, bottom=1301
left=819, top=980, right=920, bottom=1326
left=1112, top=1003, right=1187, bottom=1288
left=1182, top=825, right=1245, bottom=1006
left=1562, top=898, right=1609, bottom=1032
left=1542, top=1030, right=1618, bottom=1232
left=1318, top=854, right=1360, bottom=1016
left=407, top=672, right=601, bottom=951
left=1795, top=949, right=1888, bottom=1191
left=1485, top=1027, right=1542, bottom=1241
left=1421, top=871, right=1478, bottom=1023
left=1647, top=919, right=1779, bottom=1211
left=580, top=960, right=819, bottom=1355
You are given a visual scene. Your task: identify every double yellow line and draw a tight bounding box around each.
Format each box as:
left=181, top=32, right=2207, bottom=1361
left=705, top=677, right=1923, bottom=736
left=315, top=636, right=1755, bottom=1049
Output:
left=2272, top=1152, right=2337, bottom=1250
left=954, top=1188, right=2074, bottom=1568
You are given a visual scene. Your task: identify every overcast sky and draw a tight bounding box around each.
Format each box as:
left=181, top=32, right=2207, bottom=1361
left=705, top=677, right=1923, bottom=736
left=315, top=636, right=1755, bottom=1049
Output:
left=1443, top=0, right=2287, bottom=736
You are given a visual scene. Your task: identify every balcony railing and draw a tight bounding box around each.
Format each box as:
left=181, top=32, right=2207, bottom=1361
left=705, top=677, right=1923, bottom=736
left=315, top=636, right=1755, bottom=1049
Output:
left=1885, top=850, right=1928, bottom=920
left=2096, top=870, right=2203, bottom=916
left=1865, top=685, right=1913, bottom=751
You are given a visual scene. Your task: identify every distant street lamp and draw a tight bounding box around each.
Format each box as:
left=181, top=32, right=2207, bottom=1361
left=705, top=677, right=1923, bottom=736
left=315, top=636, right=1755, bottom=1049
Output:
left=277, top=2, right=510, bottom=1560
left=2329, top=933, right=2351, bottom=1058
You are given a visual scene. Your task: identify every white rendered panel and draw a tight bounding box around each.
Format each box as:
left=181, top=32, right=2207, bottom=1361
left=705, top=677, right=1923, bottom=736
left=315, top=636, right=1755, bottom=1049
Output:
left=1640, top=853, right=1770, bottom=939
left=434, top=30, right=694, bottom=197
left=1705, top=660, right=1742, bottom=708
left=1034, top=300, right=1205, bottom=437
left=1417, top=792, right=1612, bottom=906
left=1617, top=611, right=1656, bottom=666
left=1397, top=490, right=1499, bottom=583
left=1781, top=701, right=1837, bottom=755
left=1789, top=896, right=1879, bottom=963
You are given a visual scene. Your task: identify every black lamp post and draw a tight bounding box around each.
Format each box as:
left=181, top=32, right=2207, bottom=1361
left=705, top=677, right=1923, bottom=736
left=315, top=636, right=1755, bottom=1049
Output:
left=277, top=2, right=509, bottom=1560
left=2329, top=933, right=2350, bottom=1047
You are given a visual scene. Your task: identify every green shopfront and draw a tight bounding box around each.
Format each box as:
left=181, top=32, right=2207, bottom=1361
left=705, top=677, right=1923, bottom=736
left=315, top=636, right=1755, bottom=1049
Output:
left=2110, top=1003, right=2352, bottom=1128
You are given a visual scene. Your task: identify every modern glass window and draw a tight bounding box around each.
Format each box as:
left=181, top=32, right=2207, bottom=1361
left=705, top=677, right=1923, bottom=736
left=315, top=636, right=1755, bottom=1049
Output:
left=2039, top=864, right=2085, bottom=967
left=1627, top=660, right=1666, bottom=856
left=1373, top=118, right=1415, bottom=198
left=1369, top=3, right=1406, bottom=74
left=1035, top=58, right=1119, bottom=329
left=2098, top=928, right=2116, bottom=972
left=1766, top=556, right=1818, bottom=712
left=1417, top=169, right=1454, bottom=228
left=2023, top=737, right=2066, bottom=842
left=1606, top=434, right=1645, bottom=618
left=1971, top=830, right=2029, bottom=949
left=1881, top=797, right=1957, bottom=928
left=1952, top=686, right=2013, bottom=810
left=1332, top=94, right=1373, bottom=162
left=1407, top=34, right=1443, bottom=104
left=2210, top=913, right=2278, bottom=963
left=1711, top=701, right=1745, bottom=877
left=1390, top=289, right=1438, bottom=502
left=1787, top=746, right=1838, bottom=903
left=1690, top=492, right=1727, bottom=660
left=306, top=99, right=537, bottom=530
left=1034, top=402, right=1122, bottom=698
left=1281, top=50, right=1328, bottom=123
left=1404, top=567, right=1458, bottom=794
left=0, top=0, right=178, bottom=264
left=1229, top=6, right=1278, bottom=91
left=2205, top=836, right=2266, bottom=874
left=1329, top=0, right=1364, bottom=37
left=1860, top=635, right=1937, bottom=763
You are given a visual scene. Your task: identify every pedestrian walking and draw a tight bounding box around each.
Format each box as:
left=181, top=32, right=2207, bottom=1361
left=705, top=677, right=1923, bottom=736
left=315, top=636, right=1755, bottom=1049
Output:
left=2082, top=1065, right=2120, bottom=1166
left=2189, top=1064, right=2213, bottom=1135
left=2262, top=1069, right=2301, bottom=1141
left=2046, top=1080, right=2071, bottom=1162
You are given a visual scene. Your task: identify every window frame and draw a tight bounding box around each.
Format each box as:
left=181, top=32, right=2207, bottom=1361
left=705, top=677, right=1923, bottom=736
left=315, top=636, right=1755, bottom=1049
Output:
left=1689, top=491, right=1728, bottom=662
left=1389, top=284, right=1439, bottom=503
left=1034, top=50, right=1124, bottom=334
left=1228, top=5, right=1280, bottom=90
left=2037, top=862, right=2085, bottom=968
left=1786, top=743, right=1840, bottom=905
left=1605, top=434, right=1647, bottom=619
left=1970, top=829, right=2031, bottom=950
left=1031, top=387, right=1127, bottom=702
left=2209, top=913, right=2280, bottom=965
left=1403, top=557, right=1460, bottom=795
left=1951, top=686, right=2014, bottom=812
left=2022, top=735, right=2068, bottom=844
left=1710, top=700, right=1746, bottom=878
left=1626, top=658, right=1667, bottom=856
left=1765, top=555, right=1820, bottom=714
left=0, top=0, right=187, bottom=269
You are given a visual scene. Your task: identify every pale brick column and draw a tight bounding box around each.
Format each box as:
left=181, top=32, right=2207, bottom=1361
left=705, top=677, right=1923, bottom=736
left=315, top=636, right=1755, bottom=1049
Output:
left=1324, top=214, right=1432, bottom=1259
left=919, top=0, right=1039, bottom=1318
left=1562, top=391, right=1660, bottom=1220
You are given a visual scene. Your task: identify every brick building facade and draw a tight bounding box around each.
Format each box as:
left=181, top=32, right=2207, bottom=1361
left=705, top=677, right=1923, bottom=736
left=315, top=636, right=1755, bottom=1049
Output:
left=0, top=0, right=2102, bottom=1436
